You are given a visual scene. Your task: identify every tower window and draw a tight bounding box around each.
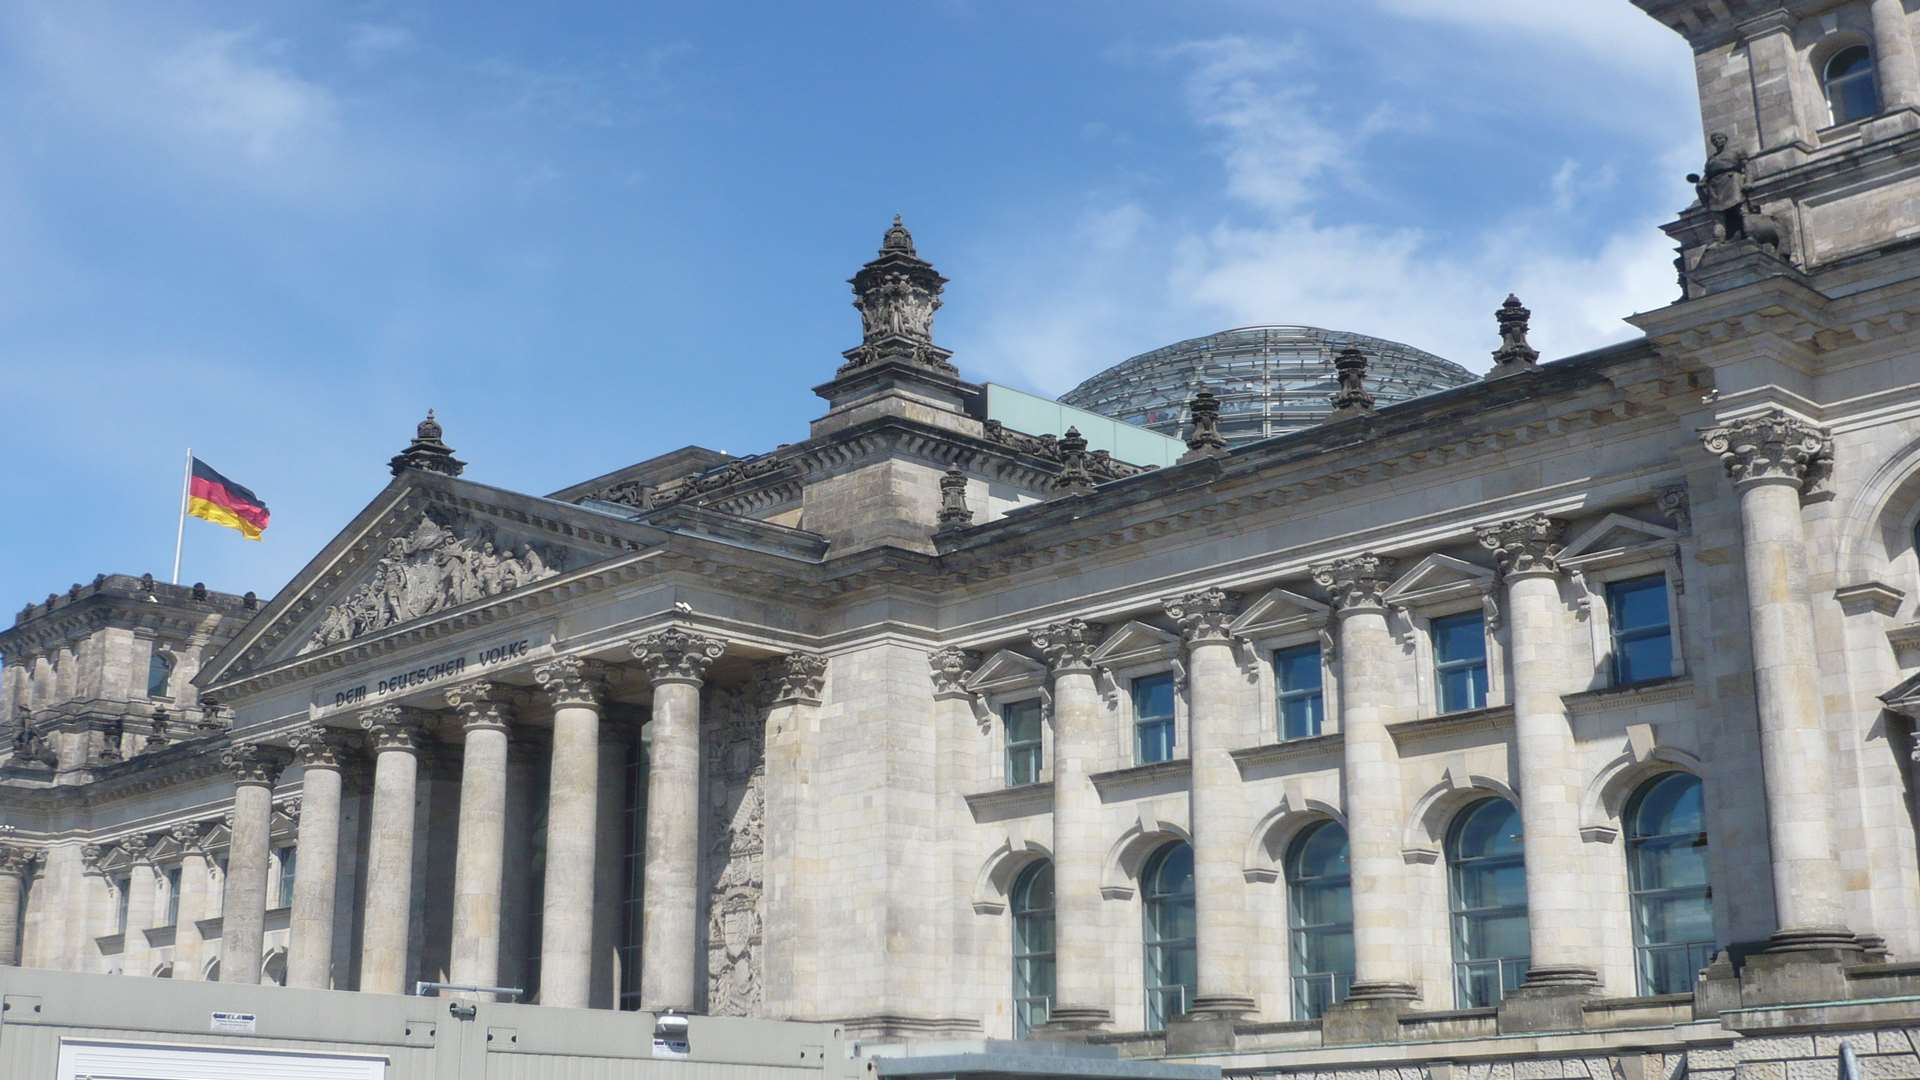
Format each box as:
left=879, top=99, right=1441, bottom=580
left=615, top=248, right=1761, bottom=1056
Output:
left=147, top=651, right=174, bottom=698
left=1825, top=46, right=1880, bottom=126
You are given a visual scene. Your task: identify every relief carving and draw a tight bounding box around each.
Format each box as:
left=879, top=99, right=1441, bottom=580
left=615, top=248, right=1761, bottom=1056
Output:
left=304, top=508, right=565, bottom=652
left=704, top=686, right=764, bottom=1017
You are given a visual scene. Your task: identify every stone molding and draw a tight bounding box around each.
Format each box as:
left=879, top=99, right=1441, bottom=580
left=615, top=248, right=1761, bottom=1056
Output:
left=359, top=705, right=432, bottom=754
left=1476, top=513, right=1568, bottom=578
left=287, top=724, right=355, bottom=770
left=928, top=647, right=980, bottom=699
left=628, top=630, right=726, bottom=687
left=1162, top=587, right=1239, bottom=645
left=1028, top=619, right=1105, bottom=675
left=444, top=680, right=516, bottom=731
left=533, top=655, right=613, bottom=705
left=222, top=742, right=292, bottom=787
left=769, top=653, right=828, bottom=706
left=0, top=843, right=43, bottom=877
left=1700, top=408, right=1832, bottom=490
left=1311, top=554, right=1397, bottom=613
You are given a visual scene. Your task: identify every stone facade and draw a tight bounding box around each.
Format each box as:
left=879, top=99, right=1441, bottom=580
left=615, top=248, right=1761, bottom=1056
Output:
left=5, top=4, right=1920, bottom=1078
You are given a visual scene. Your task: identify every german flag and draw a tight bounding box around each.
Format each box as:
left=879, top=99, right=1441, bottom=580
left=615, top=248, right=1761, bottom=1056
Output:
left=188, top=457, right=270, bottom=541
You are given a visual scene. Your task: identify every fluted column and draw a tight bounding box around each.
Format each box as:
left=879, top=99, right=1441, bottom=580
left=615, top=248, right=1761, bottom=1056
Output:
left=286, top=726, right=352, bottom=989
left=170, top=824, right=211, bottom=981
left=1479, top=516, right=1599, bottom=993
left=1164, top=589, right=1257, bottom=1017
left=358, top=706, right=431, bottom=994
left=219, top=743, right=291, bottom=985
left=1871, top=0, right=1920, bottom=113
left=445, top=682, right=515, bottom=998
left=1702, top=413, right=1855, bottom=950
left=1031, top=618, right=1112, bottom=1029
left=629, top=630, right=725, bottom=1012
left=0, top=844, right=42, bottom=966
left=763, top=652, right=827, bottom=1019
left=1312, top=556, right=1418, bottom=1004
left=532, top=656, right=612, bottom=1008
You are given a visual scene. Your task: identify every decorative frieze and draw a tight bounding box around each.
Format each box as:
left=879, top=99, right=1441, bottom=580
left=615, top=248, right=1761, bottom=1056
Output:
left=928, top=647, right=980, bottom=698
left=629, top=630, right=726, bottom=687
left=768, top=654, right=828, bottom=706
left=1163, top=587, right=1239, bottom=644
left=1029, top=619, right=1105, bottom=674
left=445, top=680, right=516, bottom=731
left=1700, top=409, right=1832, bottom=489
left=1311, top=554, right=1397, bottom=612
left=222, top=742, right=292, bottom=788
left=359, top=706, right=432, bottom=754
left=1476, top=514, right=1567, bottom=578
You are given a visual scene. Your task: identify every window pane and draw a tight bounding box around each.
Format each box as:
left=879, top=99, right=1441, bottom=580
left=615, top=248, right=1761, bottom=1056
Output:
left=1615, top=633, right=1673, bottom=685
left=1133, top=674, right=1175, bottom=720
left=1432, top=613, right=1486, bottom=662
left=1608, top=576, right=1668, bottom=631
left=1005, top=701, right=1040, bottom=743
left=1137, top=719, right=1175, bottom=764
left=1275, top=645, right=1322, bottom=693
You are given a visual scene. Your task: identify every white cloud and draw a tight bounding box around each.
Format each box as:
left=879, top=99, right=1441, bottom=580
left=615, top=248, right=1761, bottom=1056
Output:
left=346, top=23, right=415, bottom=64
left=157, top=31, right=338, bottom=163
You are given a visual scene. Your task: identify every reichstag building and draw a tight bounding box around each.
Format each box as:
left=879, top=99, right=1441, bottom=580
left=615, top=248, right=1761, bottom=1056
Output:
left=6, top=1, right=1920, bottom=1076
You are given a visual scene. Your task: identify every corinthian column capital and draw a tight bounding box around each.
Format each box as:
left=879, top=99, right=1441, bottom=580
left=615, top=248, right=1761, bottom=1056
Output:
left=1700, top=409, right=1831, bottom=490
left=0, top=844, right=42, bottom=878
left=1310, top=554, right=1397, bottom=614
left=928, top=647, right=980, bottom=699
left=222, top=742, right=293, bottom=787
left=1028, top=619, right=1104, bottom=675
left=445, top=680, right=517, bottom=731
left=628, top=630, right=726, bottom=687
left=1162, top=587, right=1239, bottom=645
left=766, top=653, right=828, bottom=706
left=288, top=724, right=356, bottom=771
left=359, top=705, right=432, bottom=754
left=1476, top=513, right=1567, bottom=579
left=533, top=656, right=612, bottom=706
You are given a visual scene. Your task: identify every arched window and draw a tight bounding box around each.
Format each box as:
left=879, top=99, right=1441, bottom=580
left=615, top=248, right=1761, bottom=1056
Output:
left=1141, top=842, right=1196, bottom=1031
left=1626, top=773, right=1715, bottom=995
left=1286, top=821, right=1354, bottom=1019
left=1010, top=861, right=1055, bottom=1037
left=1448, top=798, right=1529, bottom=1008
left=1825, top=45, right=1880, bottom=125
left=146, top=651, right=174, bottom=698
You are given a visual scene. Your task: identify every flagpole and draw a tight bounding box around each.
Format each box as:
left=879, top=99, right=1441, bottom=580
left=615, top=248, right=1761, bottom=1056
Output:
left=171, top=448, right=192, bottom=585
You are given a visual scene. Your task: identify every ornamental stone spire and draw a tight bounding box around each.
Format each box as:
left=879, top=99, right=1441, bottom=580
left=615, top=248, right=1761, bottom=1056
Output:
left=1181, top=388, right=1228, bottom=462
left=1053, top=428, right=1094, bottom=496
left=1486, top=294, right=1540, bottom=380
left=936, top=467, right=973, bottom=531
left=1327, top=346, right=1376, bottom=421
left=389, top=409, right=467, bottom=478
left=839, top=215, right=957, bottom=378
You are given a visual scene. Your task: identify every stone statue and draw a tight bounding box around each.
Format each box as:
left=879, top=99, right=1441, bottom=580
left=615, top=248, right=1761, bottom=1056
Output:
left=1688, top=132, right=1785, bottom=254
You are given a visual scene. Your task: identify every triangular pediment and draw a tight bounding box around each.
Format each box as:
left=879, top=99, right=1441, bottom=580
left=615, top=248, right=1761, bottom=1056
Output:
left=964, top=649, right=1049, bottom=696
left=1091, top=621, right=1182, bottom=670
left=1883, top=670, right=1920, bottom=718
left=1228, top=588, right=1329, bottom=641
left=199, top=473, right=650, bottom=689
left=1383, top=553, right=1494, bottom=605
left=1561, top=513, right=1679, bottom=562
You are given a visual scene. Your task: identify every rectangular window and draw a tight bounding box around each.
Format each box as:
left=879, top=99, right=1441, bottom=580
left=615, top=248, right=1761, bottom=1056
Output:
left=1273, top=643, right=1325, bottom=740
left=113, top=875, right=131, bottom=935
left=1003, top=699, right=1043, bottom=787
left=1608, top=575, right=1673, bottom=687
left=275, top=847, right=297, bottom=909
left=1132, top=673, right=1176, bottom=765
left=164, top=867, right=182, bottom=927
left=1432, top=612, right=1489, bottom=714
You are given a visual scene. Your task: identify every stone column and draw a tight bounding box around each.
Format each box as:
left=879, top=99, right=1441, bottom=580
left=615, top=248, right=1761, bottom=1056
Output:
left=0, top=845, right=42, bottom=966
left=285, top=726, right=352, bottom=989
left=1702, top=413, right=1855, bottom=951
left=218, top=743, right=291, bottom=985
left=532, top=656, right=612, bottom=1009
left=762, top=653, right=827, bottom=1019
left=1871, top=0, right=1920, bottom=113
left=358, top=705, right=431, bottom=994
left=1030, top=618, right=1112, bottom=1029
left=629, top=630, right=725, bottom=1013
left=1311, top=556, right=1418, bottom=1036
left=119, top=836, right=157, bottom=978
left=1478, top=517, right=1600, bottom=1018
left=170, top=824, right=211, bottom=981
left=1164, top=589, right=1257, bottom=1019
left=444, top=682, right=515, bottom=999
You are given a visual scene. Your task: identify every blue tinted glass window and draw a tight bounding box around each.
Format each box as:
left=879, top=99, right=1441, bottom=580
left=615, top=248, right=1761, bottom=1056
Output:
left=1627, top=773, right=1715, bottom=995
left=1274, top=644, right=1325, bottom=741
left=1004, top=699, right=1044, bottom=787
left=1608, top=575, right=1673, bottom=686
left=1448, top=799, right=1529, bottom=1008
left=1142, top=843, right=1196, bottom=1030
left=1826, top=46, right=1880, bottom=125
left=1133, top=674, right=1176, bottom=764
left=1287, top=821, right=1353, bottom=1019
left=1432, top=612, right=1488, bottom=714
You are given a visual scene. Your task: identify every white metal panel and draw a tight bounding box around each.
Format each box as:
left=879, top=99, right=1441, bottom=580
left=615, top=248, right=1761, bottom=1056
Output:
left=57, top=1038, right=387, bottom=1080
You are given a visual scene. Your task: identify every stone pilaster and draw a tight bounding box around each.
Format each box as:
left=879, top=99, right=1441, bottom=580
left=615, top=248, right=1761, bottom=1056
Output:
left=169, top=823, right=211, bottom=981
left=1701, top=413, right=1857, bottom=966
left=0, top=844, right=43, bottom=967
left=286, top=725, right=353, bottom=989
left=1030, top=618, right=1113, bottom=1030
left=118, top=834, right=157, bottom=978
left=445, top=682, right=515, bottom=999
left=628, top=631, right=725, bottom=1012
left=1477, top=516, right=1599, bottom=1025
left=926, top=647, right=981, bottom=1027
left=1311, top=555, right=1417, bottom=1041
left=1163, top=588, right=1255, bottom=1020
left=764, top=652, right=828, bottom=1019
left=357, top=705, right=431, bottom=994
left=533, top=655, right=612, bottom=1008
left=218, top=742, right=291, bottom=985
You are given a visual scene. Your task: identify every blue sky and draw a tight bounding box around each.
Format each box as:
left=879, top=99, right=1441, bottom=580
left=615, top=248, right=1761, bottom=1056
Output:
left=0, top=1, right=1701, bottom=612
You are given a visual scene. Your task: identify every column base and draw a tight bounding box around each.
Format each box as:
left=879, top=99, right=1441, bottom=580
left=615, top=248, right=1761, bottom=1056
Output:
left=1030, top=1005, right=1111, bottom=1040
left=1497, top=973, right=1600, bottom=1034
left=1322, top=988, right=1416, bottom=1046
left=1766, top=926, right=1860, bottom=954
left=1189, top=992, right=1256, bottom=1017
left=1737, top=928, right=1860, bottom=1007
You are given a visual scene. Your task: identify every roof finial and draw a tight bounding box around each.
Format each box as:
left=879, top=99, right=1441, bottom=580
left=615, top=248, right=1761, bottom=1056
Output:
left=1327, top=346, right=1377, bottom=421
left=838, top=214, right=955, bottom=379
left=390, top=408, right=467, bottom=479
left=881, top=213, right=915, bottom=254
left=1486, top=293, right=1540, bottom=380
left=1180, top=387, right=1228, bottom=463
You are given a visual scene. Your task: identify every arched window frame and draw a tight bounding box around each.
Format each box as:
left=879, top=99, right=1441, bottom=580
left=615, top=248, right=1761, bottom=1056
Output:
left=1822, top=42, right=1881, bottom=127
left=1285, top=820, right=1353, bottom=1019
left=1010, top=860, right=1055, bottom=1037
left=1624, top=772, right=1716, bottom=996
left=1446, top=798, right=1529, bottom=1009
left=1140, top=841, right=1196, bottom=1031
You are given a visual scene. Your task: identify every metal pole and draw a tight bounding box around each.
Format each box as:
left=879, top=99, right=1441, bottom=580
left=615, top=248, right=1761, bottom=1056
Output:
left=171, top=448, right=192, bottom=585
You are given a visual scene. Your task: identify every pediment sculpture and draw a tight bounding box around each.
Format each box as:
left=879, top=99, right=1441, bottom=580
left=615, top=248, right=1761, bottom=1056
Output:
left=303, top=509, right=565, bottom=653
